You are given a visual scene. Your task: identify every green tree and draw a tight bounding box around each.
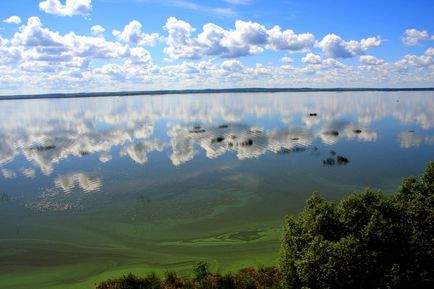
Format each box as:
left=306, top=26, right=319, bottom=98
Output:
left=280, top=162, right=434, bottom=289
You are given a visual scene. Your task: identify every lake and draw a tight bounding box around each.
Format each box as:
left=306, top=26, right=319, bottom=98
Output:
left=1, top=91, right=433, bottom=289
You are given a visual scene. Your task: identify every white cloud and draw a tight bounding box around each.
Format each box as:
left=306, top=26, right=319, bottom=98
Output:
left=164, top=17, right=315, bottom=59
left=113, top=20, right=159, bottom=46
left=90, top=25, right=105, bottom=36
left=302, top=52, right=322, bottom=64
left=12, top=17, right=63, bottom=47
left=401, top=29, right=433, bottom=46
left=266, top=25, right=315, bottom=52
left=126, top=47, right=152, bottom=65
left=359, top=55, right=384, bottom=65
left=317, top=34, right=381, bottom=58
left=395, top=47, right=434, bottom=68
left=7, top=16, right=149, bottom=71
left=39, top=0, right=92, bottom=16
left=3, top=16, right=21, bottom=24
left=0, top=46, right=23, bottom=64
left=1, top=16, right=434, bottom=92
left=0, top=35, right=7, bottom=46
left=221, top=59, right=246, bottom=74
left=281, top=56, right=293, bottom=63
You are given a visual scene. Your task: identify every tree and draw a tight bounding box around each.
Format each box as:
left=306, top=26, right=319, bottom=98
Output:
left=280, top=162, right=434, bottom=289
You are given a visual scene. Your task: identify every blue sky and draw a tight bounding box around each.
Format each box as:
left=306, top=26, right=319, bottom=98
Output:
left=0, top=0, right=433, bottom=94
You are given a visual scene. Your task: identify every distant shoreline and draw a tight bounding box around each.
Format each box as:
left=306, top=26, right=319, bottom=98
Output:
left=1, top=87, right=433, bottom=101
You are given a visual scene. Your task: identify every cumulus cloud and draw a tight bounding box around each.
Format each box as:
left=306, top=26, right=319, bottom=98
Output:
left=3, top=16, right=21, bottom=24
left=163, top=17, right=315, bottom=59
left=221, top=59, right=246, bottom=74
left=359, top=55, right=384, bottom=65
left=281, top=56, right=293, bottom=63
left=5, top=16, right=154, bottom=72
left=0, top=46, right=23, bottom=64
left=113, top=20, right=159, bottom=46
left=12, top=17, right=63, bottom=47
left=302, top=52, right=322, bottom=64
left=317, top=34, right=381, bottom=58
left=39, top=0, right=92, bottom=16
left=401, top=29, right=433, bottom=46
left=266, top=25, right=315, bottom=52
left=90, top=25, right=105, bottom=36
left=1, top=15, right=434, bottom=91
left=395, top=47, right=434, bottom=68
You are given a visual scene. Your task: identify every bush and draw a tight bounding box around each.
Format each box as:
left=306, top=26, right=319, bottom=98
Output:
left=280, top=162, right=434, bottom=289
left=96, top=272, right=162, bottom=289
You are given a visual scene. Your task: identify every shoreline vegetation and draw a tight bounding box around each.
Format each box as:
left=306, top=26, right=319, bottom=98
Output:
left=96, top=162, right=434, bottom=289
left=1, top=87, right=434, bottom=101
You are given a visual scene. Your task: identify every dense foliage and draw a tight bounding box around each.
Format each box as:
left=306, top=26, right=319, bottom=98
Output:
left=97, top=162, right=434, bottom=289
left=96, top=264, right=281, bottom=289
left=280, top=162, right=434, bottom=289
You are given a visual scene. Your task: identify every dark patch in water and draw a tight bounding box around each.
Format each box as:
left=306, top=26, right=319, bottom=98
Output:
left=218, top=124, right=228, bottom=129
left=211, top=136, right=225, bottom=143
left=309, top=113, right=318, bottom=116
left=240, top=139, right=253, bottom=146
left=189, top=128, right=206, bottom=133
left=337, top=155, right=349, bottom=165
left=32, top=145, right=56, bottom=151
left=323, top=131, right=339, bottom=136
left=138, top=194, right=151, bottom=207
left=277, top=147, right=307, bottom=154
left=353, top=129, right=362, bottom=133
left=323, top=158, right=335, bottom=166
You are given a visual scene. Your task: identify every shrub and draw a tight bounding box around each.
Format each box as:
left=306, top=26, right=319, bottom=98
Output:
left=96, top=272, right=162, bottom=289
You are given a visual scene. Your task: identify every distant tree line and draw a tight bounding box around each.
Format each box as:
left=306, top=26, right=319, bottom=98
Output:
left=97, top=162, right=434, bottom=289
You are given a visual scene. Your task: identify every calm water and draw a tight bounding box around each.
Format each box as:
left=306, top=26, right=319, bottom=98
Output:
left=1, top=91, right=433, bottom=289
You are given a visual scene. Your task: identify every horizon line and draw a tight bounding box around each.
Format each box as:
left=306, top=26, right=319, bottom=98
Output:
left=1, top=87, right=434, bottom=101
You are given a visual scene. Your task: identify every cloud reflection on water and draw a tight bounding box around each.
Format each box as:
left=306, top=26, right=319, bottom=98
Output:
left=0, top=92, right=432, bottom=175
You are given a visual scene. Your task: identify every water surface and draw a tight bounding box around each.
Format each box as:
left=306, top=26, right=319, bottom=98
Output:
left=1, top=91, right=433, bottom=289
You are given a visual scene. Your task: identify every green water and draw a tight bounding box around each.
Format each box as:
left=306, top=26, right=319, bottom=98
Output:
left=0, top=91, right=433, bottom=288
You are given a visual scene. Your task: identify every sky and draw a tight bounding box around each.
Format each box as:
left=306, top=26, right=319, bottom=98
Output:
left=0, top=0, right=433, bottom=95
